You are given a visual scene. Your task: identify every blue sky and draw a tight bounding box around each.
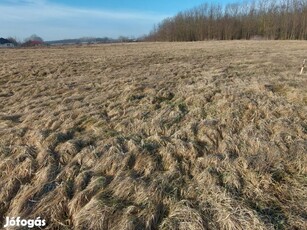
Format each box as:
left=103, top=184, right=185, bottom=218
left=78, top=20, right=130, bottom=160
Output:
left=0, top=0, right=236, bottom=41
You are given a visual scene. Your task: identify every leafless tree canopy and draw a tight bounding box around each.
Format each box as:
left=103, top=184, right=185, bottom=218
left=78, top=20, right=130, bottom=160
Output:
left=24, top=34, right=44, bottom=42
left=146, top=0, right=307, bottom=41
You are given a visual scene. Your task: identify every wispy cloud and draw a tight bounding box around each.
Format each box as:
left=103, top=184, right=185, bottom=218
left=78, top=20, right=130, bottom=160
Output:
left=0, top=0, right=168, bottom=40
left=1, top=0, right=166, bottom=21
left=2, top=0, right=47, bottom=5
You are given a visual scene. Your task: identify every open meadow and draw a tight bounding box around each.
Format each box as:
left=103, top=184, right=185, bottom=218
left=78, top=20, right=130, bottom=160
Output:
left=0, top=41, right=306, bottom=229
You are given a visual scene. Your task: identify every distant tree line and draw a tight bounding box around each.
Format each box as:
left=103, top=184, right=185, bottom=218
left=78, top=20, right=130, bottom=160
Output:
left=2, top=34, right=45, bottom=47
left=2, top=35, right=141, bottom=47
left=146, top=0, right=307, bottom=41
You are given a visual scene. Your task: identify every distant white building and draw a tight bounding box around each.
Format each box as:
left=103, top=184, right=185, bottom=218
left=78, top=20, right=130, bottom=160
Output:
left=0, top=38, right=15, bottom=48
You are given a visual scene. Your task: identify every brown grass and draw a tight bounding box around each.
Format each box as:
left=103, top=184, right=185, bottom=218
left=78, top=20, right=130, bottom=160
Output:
left=0, top=41, right=306, bottom=229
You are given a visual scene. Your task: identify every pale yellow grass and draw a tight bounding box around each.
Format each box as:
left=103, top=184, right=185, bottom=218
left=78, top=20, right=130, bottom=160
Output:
left=0, top=41, right=306, bottom=229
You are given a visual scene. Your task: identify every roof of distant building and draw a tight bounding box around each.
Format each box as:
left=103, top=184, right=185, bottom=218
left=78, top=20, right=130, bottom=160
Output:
left=0, top=38, right=12, bottom=44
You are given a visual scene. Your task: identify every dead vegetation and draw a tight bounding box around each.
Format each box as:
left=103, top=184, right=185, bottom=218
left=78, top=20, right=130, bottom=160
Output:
left=0, top=41, right=306, bottom=229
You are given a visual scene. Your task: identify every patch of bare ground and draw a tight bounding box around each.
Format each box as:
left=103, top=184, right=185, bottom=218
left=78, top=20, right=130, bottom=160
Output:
left=0, top=41, right=306, bottom=229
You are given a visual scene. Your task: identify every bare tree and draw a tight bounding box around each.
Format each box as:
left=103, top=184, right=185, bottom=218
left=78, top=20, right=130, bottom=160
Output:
left=6, top=37, right=19, bottom=46
left=25, top=34, right=44, bottom=42
left=146, top=0, right=307, bottom=42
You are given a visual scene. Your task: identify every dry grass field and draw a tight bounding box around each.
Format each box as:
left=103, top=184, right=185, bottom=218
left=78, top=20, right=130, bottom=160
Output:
left=0, top=41, right=306, bottom=229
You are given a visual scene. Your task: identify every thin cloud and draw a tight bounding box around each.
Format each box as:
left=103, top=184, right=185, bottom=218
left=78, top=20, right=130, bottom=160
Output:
left=0, top=0, right=168, bottom=22
left=3, top=0, right=50, bottom=4
left=0, top=0, right=169, bottom=40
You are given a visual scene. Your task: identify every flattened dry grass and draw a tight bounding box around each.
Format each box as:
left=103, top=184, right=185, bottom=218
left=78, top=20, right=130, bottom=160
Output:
left=0, top=41, right=306, bottom=229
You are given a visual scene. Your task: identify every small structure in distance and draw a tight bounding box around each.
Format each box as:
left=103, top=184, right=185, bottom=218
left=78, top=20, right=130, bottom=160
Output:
left=22, top=34, right=45, bottom=47
left=22, top=40, right=44, bottom=47
left=0, top=38, right=15, bottom=48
